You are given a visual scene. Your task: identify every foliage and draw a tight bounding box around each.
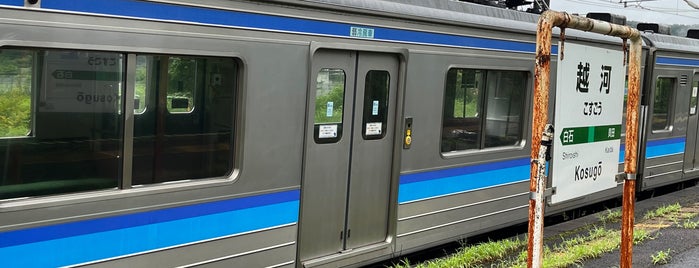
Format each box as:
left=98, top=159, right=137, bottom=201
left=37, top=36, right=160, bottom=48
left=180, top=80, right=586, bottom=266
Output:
left=315, top=84, right=345, bottom=124
left=643, top=203, right=681, bottom=220
left=597, top=208, right=622, bottom=224
left=682, top=219, right=699, bottom=229
left=0, top=48, right=33, bottom=137
left=0, top=89, right=31, bottom=137
left=650, top=248, right=672, bottom=265
left=0, top=49, right=33, bottom=75
left=168, top=57, right=196, bottom=98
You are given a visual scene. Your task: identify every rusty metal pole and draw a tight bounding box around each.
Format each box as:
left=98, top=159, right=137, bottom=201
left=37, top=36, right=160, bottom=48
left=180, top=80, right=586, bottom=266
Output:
left=620, top=35, right=642, bottom=268
left=529, top=10, right=641, bottom=268
left=528, top=11, right=564, bottom=268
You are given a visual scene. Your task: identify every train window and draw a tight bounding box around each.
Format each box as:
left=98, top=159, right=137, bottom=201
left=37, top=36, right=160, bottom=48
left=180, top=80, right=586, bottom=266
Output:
left=132, top=55, right=236, bottom=185
left=441, top=68, right=526, bottom=152
left=652, top=77, right=675, bottom=131
left=314, top=68, right=346, bottom=144
left=0, top=49, right=33, bottom=138
left=1, top=48, right=123, bottom=199
left=362, top=70, right=390, bottom=140
left=442, top=69, right=483, bottom=151
left=483, top=71, right=526, bottom=147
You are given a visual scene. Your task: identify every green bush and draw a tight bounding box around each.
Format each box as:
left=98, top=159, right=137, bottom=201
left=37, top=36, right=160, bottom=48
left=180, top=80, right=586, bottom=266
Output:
left=0, top=89, right=31, bottom=137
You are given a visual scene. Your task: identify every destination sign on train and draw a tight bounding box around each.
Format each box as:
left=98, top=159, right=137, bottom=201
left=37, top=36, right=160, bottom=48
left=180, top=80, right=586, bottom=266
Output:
left=551, top=42, right=625, bottom=204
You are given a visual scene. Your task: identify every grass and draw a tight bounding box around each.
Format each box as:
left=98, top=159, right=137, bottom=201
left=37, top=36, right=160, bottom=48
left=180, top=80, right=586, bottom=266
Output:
left=682, top=219, right=699, bottom=229
left=598, top=208, right=622, bottom=224
left=403, top=237, right=526, bottom=268
left=650, top=248, right=672, bottom=265
left=643, top=203, right=681, bottom=220
left=390, top=201, right=695, bottom=268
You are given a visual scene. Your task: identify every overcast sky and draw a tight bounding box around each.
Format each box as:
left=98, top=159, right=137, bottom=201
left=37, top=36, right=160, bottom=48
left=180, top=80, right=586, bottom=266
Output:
left=548, top=0, right=699, bottom=25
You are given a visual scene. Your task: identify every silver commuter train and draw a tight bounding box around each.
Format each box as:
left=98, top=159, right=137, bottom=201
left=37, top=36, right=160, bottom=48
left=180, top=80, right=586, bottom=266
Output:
left=0, top=0, right=698, bottom=267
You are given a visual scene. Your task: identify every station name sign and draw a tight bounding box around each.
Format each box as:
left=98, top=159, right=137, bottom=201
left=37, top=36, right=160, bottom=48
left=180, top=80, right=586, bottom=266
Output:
left=551, top=42, right=625, bottom=204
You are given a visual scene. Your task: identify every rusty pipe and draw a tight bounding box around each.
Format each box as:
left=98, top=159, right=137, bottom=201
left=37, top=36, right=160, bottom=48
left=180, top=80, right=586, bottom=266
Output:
left=528, top=10, right=642, bottom=268
left=620, top=34, right=642, bottom=268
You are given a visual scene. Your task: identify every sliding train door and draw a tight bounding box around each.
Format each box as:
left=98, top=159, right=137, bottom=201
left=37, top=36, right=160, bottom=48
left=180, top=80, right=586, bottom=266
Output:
left=297, top=49, right=398, bottom=263
left=684, top=72, right=699, bottom=173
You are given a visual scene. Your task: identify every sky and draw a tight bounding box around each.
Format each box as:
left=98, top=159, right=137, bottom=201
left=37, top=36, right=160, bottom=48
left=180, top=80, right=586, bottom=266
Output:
left=547, top=0, right=699, bottom=25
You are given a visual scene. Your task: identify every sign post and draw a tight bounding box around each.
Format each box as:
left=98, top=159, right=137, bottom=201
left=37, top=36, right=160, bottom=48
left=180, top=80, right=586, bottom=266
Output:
left=528, top=11, right=641, bottom=268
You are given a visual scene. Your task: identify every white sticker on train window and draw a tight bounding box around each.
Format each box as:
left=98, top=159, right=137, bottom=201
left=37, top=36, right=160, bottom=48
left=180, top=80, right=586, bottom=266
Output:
left=366, top=122, right=382, bottom=135
left=319, top=124, right=338, bottom=138
left=326, top=101, right=334, bottom=117
left=372, top=100, right=379, bottom=115
left=693, top=87, right=698, bottom=98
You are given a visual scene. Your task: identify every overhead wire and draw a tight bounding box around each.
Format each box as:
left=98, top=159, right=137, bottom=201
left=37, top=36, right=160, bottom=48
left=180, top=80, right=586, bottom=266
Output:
left=556, top=0, right=699, bottom=22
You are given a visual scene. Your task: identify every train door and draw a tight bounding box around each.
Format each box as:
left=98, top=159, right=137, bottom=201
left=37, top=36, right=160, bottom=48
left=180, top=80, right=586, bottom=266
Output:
left=684, top=72, right=699, bottom=173
left=297, top=49, right=398, bottom=263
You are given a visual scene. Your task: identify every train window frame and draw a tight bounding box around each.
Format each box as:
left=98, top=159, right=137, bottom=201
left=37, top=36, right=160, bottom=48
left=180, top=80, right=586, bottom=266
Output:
left=440, top=66, right=528, bottom=155
left=690, top=77, right=698, bottom=116
left=130, top=54, right=238, bottom=186
left=0, top=47, right=241, bottom=201
left=0, top=47, right=126, bottom=200
left=361, top=70, right=390, bottom=140
left=313, top=68, right=346, bottom=144
left=651, top=76, right=676, bottom=133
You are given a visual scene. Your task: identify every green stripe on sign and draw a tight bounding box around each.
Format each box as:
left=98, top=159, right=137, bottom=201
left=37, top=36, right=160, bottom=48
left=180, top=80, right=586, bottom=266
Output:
left=52, top=70, right=121, bottom=81
left=559, top=124, right=621, bottom=146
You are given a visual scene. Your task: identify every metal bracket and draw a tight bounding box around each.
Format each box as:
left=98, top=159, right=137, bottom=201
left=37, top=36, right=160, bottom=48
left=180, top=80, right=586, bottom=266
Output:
left=615, top=173, right=625, bottom=183
left=615, top=173, right=637, bottom=183
left=529, top=187, right=556, bottom=200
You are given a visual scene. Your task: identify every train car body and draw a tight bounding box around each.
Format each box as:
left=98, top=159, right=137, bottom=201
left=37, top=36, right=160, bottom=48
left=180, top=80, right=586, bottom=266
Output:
left=638, top=33, right=699, bottom=190
left=0, top=0, right=696, bottom=267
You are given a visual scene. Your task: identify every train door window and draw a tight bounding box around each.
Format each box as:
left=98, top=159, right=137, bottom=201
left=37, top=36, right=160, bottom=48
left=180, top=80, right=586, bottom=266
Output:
left=0, top=49, right=33, bottom=138
left=1, top=48, right=123, bottom=200
left=362, top=70, right=389, bottom=140
left=690, top=79, right=698, bottom=116
left=314, top=68, right=346, bottom=144
left=131, top=55, right=236, bottom=185
left=441, top=68, right=526, bottom=152
left=652, top=77, right=675, bottom=131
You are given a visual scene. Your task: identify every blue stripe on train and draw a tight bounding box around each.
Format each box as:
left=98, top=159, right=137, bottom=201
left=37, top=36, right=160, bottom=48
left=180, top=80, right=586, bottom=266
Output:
left=618, top=137, right=686, bottom=162
left=0, top=190, right=300, bottom=267
left=398, top=158, right=530, bottom=203
left=656, top=57, right=699, bottom=67
left=0, top=0, right=546, bottom=54
left=398, top=138, right=686, bottom=204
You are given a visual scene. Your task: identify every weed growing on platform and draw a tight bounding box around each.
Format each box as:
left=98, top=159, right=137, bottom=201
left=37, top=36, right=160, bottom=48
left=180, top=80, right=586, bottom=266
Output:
left=643, top=203, right=681, bottom=220
left=597, top=208, right=622, bottom=224
left=650, top=248, right=672, bottom=265
left=390, top=201, right=691, bottom=268
left=633, top=228, right=654, bottom=245
left=682, top=219, right=699, bottom=229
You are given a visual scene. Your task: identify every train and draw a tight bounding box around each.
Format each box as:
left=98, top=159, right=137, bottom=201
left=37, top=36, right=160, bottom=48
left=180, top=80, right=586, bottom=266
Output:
left=0, top=0, right=698, bottom=267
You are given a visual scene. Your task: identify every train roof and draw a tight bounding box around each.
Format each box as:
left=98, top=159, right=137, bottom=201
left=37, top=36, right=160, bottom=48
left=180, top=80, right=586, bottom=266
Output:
left=280, top=0, right=631, bottom=45
left=641, top=31, right=699, bottom=54
left=282, top=0, right=540, bottom=33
